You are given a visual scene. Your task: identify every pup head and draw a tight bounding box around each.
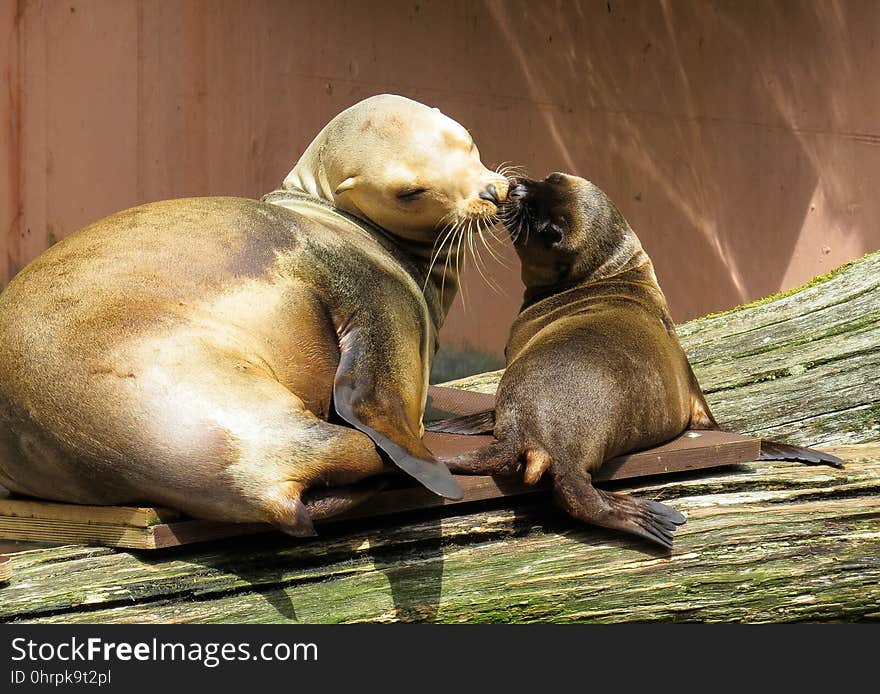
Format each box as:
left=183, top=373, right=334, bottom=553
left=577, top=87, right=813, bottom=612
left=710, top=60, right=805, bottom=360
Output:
left=502, top=172, right=643, bottom=293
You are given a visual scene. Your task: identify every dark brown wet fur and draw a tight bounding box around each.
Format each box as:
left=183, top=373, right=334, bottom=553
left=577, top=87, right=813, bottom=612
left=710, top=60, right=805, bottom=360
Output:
left=437, top=173, right=844, bottom=548
left=443, top=174, right=699, bottom=549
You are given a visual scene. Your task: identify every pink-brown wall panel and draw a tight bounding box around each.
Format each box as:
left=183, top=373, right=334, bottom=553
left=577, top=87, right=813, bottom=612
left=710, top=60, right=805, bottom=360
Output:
left=1, top=0, right=20, bottom=288
left=3, top=0, right=879, bottom=357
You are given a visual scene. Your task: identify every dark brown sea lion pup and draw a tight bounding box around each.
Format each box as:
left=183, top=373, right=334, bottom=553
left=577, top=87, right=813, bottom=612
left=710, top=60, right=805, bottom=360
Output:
left=0, top=95, right=509, bottom=535
left=428, top=173, right=842, bottom=549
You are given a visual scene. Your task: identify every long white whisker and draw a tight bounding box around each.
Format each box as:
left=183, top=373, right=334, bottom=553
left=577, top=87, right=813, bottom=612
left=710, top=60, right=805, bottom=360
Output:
left=472, top=219, right=505, bottom=295
left=438, top=218, right=462, bottom=307
left=478, top=217, right=510, bottom=268
left=423, top=216, right=460, bottom=293
left=495, top=161, right=529, bottom=181
left=454, top=224, right=467, bottom=311
left=468, top=219, right=494, bottom=289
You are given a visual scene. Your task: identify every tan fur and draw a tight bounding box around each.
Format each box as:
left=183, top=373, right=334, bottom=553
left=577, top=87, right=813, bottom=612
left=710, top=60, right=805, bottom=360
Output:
left=0, top=95, right=507, bottom=530
left=524, top=449, right=552, bottom=484
left=282, top=94, right=509, bottom=245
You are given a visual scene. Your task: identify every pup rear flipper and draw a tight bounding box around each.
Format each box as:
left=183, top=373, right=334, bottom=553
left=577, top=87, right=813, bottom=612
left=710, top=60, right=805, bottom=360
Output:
left=760, top=440, right=844, bottom=469
left=553, top=470, right=686, bottom=551
left=424, top=410, right=496, bottom=435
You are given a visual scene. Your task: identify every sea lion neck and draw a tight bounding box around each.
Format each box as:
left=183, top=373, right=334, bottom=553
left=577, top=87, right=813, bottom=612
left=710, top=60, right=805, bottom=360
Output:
left=263, top=189, right=457, bottom=330
left=569, top=201, right=650, bottom=283
left=520, top=256, right=656, bottom=310
left=283, top=141, right=336, bottom=201
left=511, top=257, right=677, bottom=365
left=520, top=233, right=652, bottom=312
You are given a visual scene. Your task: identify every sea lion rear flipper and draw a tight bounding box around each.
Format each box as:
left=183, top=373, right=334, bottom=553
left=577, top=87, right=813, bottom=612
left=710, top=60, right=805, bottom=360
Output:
left=333, top=333, right=463, bottom=500
left=425, top=410, right=496, bottom=435
left=302, top=477, right=390, bottom=520
left=687, top=372, right=719, bottom=430
left=440, top=439, right=519, bottom=476
left=759, top=440, right=844, bottom=469
left=553, top=467, right=686, bottom=551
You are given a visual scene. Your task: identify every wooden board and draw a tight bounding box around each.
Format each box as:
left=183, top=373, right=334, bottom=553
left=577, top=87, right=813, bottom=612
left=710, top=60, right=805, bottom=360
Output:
left=0, top=555, right=11, bottom=583
left=0, top=495, right=181, bottom=526
left=0, top=430, right=759, bottom=550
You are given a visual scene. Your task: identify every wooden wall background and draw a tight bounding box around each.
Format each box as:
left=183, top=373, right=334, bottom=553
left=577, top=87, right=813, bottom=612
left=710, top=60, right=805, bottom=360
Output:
left=2, top=0, right=879, bottom=357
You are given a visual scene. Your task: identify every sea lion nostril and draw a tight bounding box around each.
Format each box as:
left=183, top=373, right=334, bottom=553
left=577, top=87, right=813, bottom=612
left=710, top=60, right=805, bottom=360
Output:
left=479, top=184, right=499, bottom=204
left=508, top=184, right=527, bottom=200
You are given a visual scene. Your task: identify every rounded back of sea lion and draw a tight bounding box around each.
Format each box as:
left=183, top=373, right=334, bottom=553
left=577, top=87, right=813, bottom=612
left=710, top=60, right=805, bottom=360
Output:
left=0, top=93, right=526, bottom=513
left=0, top=195, right=460, bottom=521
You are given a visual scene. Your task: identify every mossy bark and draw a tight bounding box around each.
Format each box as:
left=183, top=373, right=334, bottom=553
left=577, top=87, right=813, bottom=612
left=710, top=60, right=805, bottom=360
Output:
left=1, top=448, right=878, bottom=624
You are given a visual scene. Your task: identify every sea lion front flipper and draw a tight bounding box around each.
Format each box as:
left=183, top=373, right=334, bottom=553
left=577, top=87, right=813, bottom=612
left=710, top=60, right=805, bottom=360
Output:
left=333, top=331, right=463, bottom=500
left=759, top=440, right=844, bottom=469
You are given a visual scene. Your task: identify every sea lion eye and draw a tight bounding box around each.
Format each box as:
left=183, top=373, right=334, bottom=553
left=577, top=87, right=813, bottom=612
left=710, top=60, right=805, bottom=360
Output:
left=397, top=187, right=428, bottom=202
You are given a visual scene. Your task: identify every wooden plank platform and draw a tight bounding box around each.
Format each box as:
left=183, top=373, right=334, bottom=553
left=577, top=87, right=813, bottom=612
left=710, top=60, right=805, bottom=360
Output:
left=0, top=429, right=758, bottom=550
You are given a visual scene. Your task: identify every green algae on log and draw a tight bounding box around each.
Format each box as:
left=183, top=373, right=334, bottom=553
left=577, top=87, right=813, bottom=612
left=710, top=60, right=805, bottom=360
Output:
left=1, top=447, right=878, bottom=623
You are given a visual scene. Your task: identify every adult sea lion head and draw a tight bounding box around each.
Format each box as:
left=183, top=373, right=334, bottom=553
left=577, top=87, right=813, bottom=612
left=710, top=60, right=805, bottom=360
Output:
left=502, top=172, right=649, bottom=299
left=283, top=94, right=510, bottom=244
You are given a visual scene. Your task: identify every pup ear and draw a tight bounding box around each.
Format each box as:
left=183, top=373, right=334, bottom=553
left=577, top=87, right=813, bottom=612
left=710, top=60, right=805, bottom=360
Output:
left=334, top=176, right=358, bottom=195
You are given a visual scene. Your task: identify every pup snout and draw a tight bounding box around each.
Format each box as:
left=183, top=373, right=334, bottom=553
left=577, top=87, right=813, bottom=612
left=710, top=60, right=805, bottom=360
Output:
left=508, top=183, right=528, bottom=201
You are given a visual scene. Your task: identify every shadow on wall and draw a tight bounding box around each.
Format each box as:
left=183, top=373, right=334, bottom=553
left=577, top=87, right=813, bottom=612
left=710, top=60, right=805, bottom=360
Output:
left=404, top=0, right=880, bottom=364
left=462, top=0, right=877, bottom=337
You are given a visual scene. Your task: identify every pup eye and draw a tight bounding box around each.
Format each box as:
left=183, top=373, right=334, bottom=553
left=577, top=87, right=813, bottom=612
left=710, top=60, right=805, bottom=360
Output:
left=543, top=225, right=564, bottom=248
left=396, top=187, right=428, bottom=202
left=538, top=218, right=567, bottom=248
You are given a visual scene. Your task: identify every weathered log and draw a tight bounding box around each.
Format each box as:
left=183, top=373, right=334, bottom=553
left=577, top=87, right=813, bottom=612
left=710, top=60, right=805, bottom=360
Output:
left=0, top=251, right=878, bottom=623
left=1, top=447, right=878, bottom=624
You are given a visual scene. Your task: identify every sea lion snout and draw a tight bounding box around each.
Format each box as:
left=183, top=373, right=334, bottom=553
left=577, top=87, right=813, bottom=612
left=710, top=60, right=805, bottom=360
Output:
left=507, top=182, right=528, bottom=201
left=475, top=175, right=510, bottom=209
left=478, top=183, right=501, bottom=205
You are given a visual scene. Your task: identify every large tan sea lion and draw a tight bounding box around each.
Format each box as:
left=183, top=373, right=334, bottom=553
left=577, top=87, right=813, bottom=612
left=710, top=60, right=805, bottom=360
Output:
left=0, top=95, right=509, bottom=535
left=428, top=173, right=841, bottom=549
